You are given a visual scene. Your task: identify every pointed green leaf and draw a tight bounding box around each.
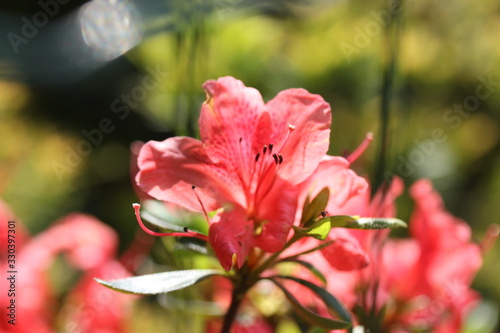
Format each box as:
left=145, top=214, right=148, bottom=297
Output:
left=277, top=259, right=327, bottom=285
left=301, top=187, right=330, bottom=228
left=325, top=215, right=407, bottom=230
left=267, top=276, right=352, bottom=330
left=95, top=269, right=221, bottom=295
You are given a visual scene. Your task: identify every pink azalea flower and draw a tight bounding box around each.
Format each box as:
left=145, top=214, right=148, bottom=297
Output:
left=283, top=178, right=485, bottom=332
left=295, top=155, right=395, bottom=271
left=135, top=76, right=332, bottom=270
left=378, top=179, right=483, bottom=331
left=0, top=207, right=137, bottom=333
left=299, top=178, right=483, bottom=332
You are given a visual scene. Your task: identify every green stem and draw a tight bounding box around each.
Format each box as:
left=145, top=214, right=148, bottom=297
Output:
left=220, top=231, right=329, bottom=331
left=372, top=0, right=402, bottom=194
left=249, top=233, right=302, bottom=278
left=221, top=282, right=247, bottom=333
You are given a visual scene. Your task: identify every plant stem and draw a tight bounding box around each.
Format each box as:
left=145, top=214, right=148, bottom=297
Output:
left=221, top=283, right=246, bottom=333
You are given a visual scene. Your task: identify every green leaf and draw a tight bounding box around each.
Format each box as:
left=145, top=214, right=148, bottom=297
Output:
left=267, top=276, right=352, bottom=330
left=95, top=269, right=221, bottom=295
left=301, top=187, right=330, bottom=228
left=277, top=259, right=327, bottom=285
left=325, top=215, right=407, bottom=230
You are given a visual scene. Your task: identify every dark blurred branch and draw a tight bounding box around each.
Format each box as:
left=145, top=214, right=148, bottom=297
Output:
left=372, top=1, right=402, bottom=196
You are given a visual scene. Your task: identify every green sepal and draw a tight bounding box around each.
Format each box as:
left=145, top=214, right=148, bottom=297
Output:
left=301, top=187, right=330, bottom=228
left=293, top=218, right=332, bottom=241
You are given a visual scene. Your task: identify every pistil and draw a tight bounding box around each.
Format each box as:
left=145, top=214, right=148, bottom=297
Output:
left=132, top=203, right=208, bottom=241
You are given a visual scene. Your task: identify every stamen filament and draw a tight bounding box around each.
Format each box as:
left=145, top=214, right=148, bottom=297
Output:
left=192, top=185, right=211, bottom=225
left=132, top=203, right=208, bottom=241
left=347, top=132, right=374, bottom=164
left=277, top=124, right=295, bottom=154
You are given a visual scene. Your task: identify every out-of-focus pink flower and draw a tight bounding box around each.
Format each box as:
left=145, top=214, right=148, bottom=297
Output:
left=60, top=260, right=135, bottom=333
left=377, top=179, right=482, bottom=332
left=0, top=207, right=137, bottom=333
left=296, top=156, right=383, bottom=271
left=286, top=178, right=483, bottom=332
left=136, top=76, right=333, bottom=270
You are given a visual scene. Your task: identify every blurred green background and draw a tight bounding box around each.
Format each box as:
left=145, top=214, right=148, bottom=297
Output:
left=0, top=0, right=499, bottom=331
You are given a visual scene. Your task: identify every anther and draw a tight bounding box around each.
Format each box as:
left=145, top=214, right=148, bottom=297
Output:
left=183, top=227, right=189, bottom=232
left=239, top=137, right=242, bottom=142
left=263, top=145, right=267, bottom=154
left=288, top=123, right=296, bottom=130
left=320, top=211, right=328, bottom=218
left=255, top=153, right=261, bottom=162
left=272, top=153, right=279, bottom=164
left=269, top=144, right=273, bottom=154
left=278, top=154, right=283, bottom=164
left=192, top=185, right=196, bottom=190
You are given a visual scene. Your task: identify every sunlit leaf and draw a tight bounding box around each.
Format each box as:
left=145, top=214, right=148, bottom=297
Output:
left=325, top=215, right=407, bottom=230
left=267, top=276, right=352, bottom=330
left=95, top=269, right=222, bottom=295
left=293, top=218, right=331, bottom=241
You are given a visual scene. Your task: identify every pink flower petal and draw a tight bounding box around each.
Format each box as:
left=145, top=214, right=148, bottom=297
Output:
left=209, top=207, right=254, bottom=271
left=300, top=156, right=369, bottom=216
left=136, top=137, right=246, bottom=212
left=410, top=179, right=473, bottom=252
left=200, top=77, right=266, bottom=186
left=321, top=228, right=370, bottom=271
left=265, top=88, right=331, bottom=184
left=253, top=178, right=298, bottom=252
left=427, top=244, right=482, bottom=291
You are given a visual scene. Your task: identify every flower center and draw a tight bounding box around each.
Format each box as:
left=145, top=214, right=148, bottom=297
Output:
left=245, top=124, right=295, bottom=218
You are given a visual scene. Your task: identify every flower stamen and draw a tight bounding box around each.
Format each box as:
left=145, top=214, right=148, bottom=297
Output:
left=277, top=123, right=296, bottom=154
left=192, top=185, right=210, bottom=225
left=480, top=223, right=499, bottom=254
left=272, top=153, right=279, bottom=164
left=347, top=132, right=374, bottom=164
